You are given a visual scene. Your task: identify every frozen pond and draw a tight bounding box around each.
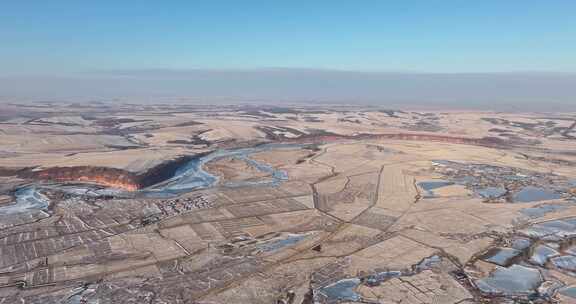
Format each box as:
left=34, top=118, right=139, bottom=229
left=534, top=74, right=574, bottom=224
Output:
left=551, top=255, right=576, bottom=272
left=476, top=186, right=507, bottom=199
left=258, top=233, right=308, bottom=252
left=511, top=238, right=532, bottom=250
left=474, top=217, right=576, bottom=300
left=513, top=186, right=562, bottom=203
left=418, top=180, right=453, bottom=197
left=529, top=245, right=559, bottom=266
left=483, top=248, right=522, bottom=266
left=520, top=203, right=567, bottom=218
left=430, top=160, right=575, bottom=206
left=317, top=278, right=361, bottom=302
left=316, top=255, right=442, bottom=302
left=520, top=218, right=576, bottom=241
left=476, top=264, right=542, bottom=295
left=559, top=286, right=576, bottom=299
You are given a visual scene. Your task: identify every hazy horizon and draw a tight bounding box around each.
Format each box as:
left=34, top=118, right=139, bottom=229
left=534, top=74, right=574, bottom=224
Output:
left=1, top=69, right=575, bottom=111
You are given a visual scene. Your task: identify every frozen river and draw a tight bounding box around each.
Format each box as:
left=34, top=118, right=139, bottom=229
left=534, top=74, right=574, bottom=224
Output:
left=2, top=144, right=295, bottom=214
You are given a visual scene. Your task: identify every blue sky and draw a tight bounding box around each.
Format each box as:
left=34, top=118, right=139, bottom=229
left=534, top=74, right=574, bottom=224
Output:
left=2, top=0, right=576, bottom=74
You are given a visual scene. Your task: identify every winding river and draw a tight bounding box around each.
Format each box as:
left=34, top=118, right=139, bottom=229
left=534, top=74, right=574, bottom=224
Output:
left=2, top=144, right=297, bottom=214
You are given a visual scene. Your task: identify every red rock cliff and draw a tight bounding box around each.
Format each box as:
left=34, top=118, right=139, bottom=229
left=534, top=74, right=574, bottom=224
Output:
left=31, top=166, right=140, bottom=191
left=23, top=155, right=197, bottom=191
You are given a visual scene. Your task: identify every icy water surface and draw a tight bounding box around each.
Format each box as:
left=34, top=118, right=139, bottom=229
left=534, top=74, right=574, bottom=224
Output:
left=520, top=203, right=567, bottom=218
left=565, top=245, right=576, bottom=256
left=145, top=144, right=294, bottom=196
left=529, top=245, right=559, bottom=266
left=559, top=286, right=576, bottom=298
left=317, top=278, right=362, bottom=302
left=317, top=255, right=442, bottom=302
left=3, top=144, right=298, bottom=213
left=418, top=180, right=453, bottom=197
left=476, top=186, right=507, bottom=199
left=0, top=183, right=137, bottom=216
left=64, top=284, right=98, bottom=304
left=520, top=218, right=576, bottom=241
left=475, top=217, right=576, bottom=299
left=511, top=238, right=532, bottom=250
left=0, top=186, right=50, bottom=215
left=364, top=271, right=403, bottom=286
left=414, top=255, right=442, bottom=271
left=476, top=264, right=542, bottom=295
left=514, top=186, right=562, bottom=203
left=551, top=255, right=576, bottom=272
left=258, top=233, right=308, bottom=252
left=483, top=248, right=522, bottom=266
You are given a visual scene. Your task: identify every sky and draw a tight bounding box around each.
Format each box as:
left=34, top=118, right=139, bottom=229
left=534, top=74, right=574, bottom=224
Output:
left=1, top=1, right=575, bottom=108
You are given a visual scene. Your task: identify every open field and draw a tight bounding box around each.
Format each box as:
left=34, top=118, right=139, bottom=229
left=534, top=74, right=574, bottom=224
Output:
left=0, top=102, right=575, bottom=303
